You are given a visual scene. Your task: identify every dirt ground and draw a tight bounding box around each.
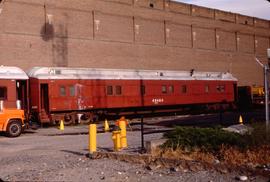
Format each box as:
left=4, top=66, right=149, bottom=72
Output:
left=0, top=124, right=269, bottom=182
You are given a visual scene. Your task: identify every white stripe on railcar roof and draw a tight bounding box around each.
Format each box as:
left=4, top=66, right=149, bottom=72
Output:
left=27, top=67, right=237, bottom=81
left=0, top=66, right=29, bottom=80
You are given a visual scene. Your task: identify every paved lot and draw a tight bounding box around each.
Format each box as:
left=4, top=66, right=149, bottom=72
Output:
left=0, top=123, right=268, bottom=181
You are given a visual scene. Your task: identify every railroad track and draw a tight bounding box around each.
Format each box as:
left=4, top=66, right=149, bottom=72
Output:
left=128, top=108, right=265, bottom=134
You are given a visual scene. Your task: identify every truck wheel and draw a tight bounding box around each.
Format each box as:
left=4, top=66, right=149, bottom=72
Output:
left=6, top=120, right=22, bottom=137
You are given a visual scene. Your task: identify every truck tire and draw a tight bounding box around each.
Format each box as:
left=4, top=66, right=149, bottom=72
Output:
left=6, top=120, right=22, bottom=137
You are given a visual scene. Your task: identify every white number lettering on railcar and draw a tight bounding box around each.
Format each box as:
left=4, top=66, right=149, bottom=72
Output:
left=152, top=98, right=164, bottom=104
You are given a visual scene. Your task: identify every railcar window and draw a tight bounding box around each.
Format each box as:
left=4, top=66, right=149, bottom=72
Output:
left=69, top=86, right=75, bottom=96
left=107, top=86, right=113, bottom=95
left=181, top=85, right=187, bottom=93
left=162, top=85, right=167, bottom=94
left=216, top=85, right=225, bottom=92
left=60, top=86, right=66, bottom=96
left=0, top=87, right=7, bottom=100
left=115, top=85, right=122, bottom=95
left=220, top=85, right=225, bottom=92
left=205, top=85, right=209, bottom=93
left=169, top=85, right=174, bottom=93
left=141, top=85, right=145, bottom=95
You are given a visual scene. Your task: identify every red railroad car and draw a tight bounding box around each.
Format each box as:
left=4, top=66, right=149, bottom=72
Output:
left=0, top=66, right=28, bottom=110
left=28, top=67, right=237, bottom=124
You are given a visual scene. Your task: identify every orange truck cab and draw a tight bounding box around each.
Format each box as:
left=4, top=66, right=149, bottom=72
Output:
left=0, top=105, right=25, bottom=137
left=0, top=66, right=29, bottom=137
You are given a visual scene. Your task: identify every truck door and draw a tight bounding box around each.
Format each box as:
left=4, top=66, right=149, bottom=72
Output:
left=0, top=101, right=4, bottom=130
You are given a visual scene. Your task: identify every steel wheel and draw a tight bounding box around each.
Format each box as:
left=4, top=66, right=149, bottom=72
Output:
left=64, top=115, right=73, bottom=125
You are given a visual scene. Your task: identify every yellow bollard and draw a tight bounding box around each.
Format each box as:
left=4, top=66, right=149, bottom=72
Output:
left=89, top=124, right=97, bottom=154
left=239, top=115, right=243, bottom=125
left=59, top=120, right=64, bottom=131
left=104, top=119, right=110, bottom=132
left=119, top=119, right=128, bottom=148
left=112, top=129, right=121, bottom=151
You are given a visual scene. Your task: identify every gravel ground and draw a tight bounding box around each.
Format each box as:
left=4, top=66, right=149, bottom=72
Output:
left=0, top=125, right=268, bottom=182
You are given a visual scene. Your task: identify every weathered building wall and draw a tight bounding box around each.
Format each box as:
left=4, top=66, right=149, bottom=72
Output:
left=0, top=0, right=269, bottom=86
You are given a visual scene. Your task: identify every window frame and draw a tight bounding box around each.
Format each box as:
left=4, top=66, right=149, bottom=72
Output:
left=106, top=85, right=113, bottom=96
left=181, top=85, right=187, bottom=94
left=216, top=85, right=225, bottom=93
left=162, top=85, right=167, bottom=94
left=205, top=85, right=210, bottom=93
left=69, top=85, right=76, bottom=97
left=115, top=85, right=122, bottom=96
left=168, top=85, right=174, bottom=94
left=0, top=86, right=7, bottom=100
left=59, top=86, right=66, bottom=97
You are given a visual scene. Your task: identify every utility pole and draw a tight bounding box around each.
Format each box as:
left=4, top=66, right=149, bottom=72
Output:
left=255, top=54, right=269, bottom=134
left=264, top=65, right=269, bottom=132
left=267, top=48, right=270, bottom=133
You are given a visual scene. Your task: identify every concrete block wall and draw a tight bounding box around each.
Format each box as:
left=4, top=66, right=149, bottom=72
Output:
left=166, top=1, right=190, bottom=15
left=215, top=10, right=235, bottom=23
left=135, top=17, right=165, bottom=45
left=191, top=5, right=214, bottom=19
left=192, top=27, right=216, bottom=50
left=237, top=33, right=255, bottom=54
left=0, top=0, right=269, bottom=86
left=165, top=22, right=192, bottom=47
left=94, top=12, right=133, bottom=43
left=216, top=30, right=236, bottom=52
left=236, top=14, right=254, bottom=26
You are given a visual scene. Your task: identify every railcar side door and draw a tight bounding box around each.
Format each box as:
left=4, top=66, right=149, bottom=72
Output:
left=40, top=84, right=49, bottom=114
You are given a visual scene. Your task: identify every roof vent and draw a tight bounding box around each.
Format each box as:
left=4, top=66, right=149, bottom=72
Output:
left=218, top=73, right=223, bottom=78
left=160, top=72, right=164, bottom=76
left=55, top=70, right=61, bottom=75
left=190, top=69, right=194, bottom=76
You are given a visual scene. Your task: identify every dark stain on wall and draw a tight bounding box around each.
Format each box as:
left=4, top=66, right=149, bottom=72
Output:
left=41, top=22, right=54, bottom=41
left=52, top=23, right=68, bottom=67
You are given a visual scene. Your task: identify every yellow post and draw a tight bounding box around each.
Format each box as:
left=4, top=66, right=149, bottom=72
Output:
left=89, top=124, right=97, bottom=154
left=112, top=130, right=121, bottom=151
left=239, top=115, right=243, bottom=125
left=59, top=120, right=64, bottom=131
left=119, top=119, right=128, bottom=148
left=104, top=119, right=110, bottom=132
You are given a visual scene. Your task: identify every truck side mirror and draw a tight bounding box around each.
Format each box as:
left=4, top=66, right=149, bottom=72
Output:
left=0, top=100, right=4, bottom=112
left=16, top=100, right=21, bottom=110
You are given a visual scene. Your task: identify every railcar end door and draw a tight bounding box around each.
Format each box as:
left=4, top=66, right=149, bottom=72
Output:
left=16, top=80, right=27, bottom=110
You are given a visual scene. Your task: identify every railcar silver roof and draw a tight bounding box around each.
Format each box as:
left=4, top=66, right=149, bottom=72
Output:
left=0, top=66, right=28, bottom=80
left=27, top=67, right=237, bottom=81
